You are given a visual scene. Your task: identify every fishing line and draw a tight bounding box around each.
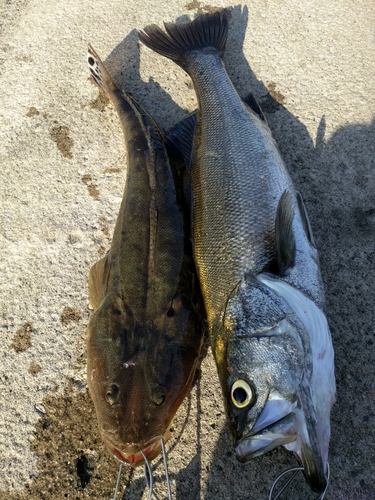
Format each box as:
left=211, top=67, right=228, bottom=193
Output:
left=161, top=437, right=172, bottom=500
left=113, top=462, right=123, bottom=500
left=268, top=467, right=303, bottom=500
left=142, top=451, right=154, bottom=500
left=269, top=462, right=330, bottom=500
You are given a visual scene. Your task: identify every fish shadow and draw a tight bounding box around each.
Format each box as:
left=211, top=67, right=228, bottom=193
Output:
left=311, top=117, right=375, bottom=499
left=103, top=29, right=187, bottom=129
left=174, top=374, right=204, bottom=500
left=201, top=6, right=375, bottom=499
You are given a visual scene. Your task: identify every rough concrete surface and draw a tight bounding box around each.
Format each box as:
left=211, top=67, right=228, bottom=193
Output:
left=0, top=0, right=374, bottom=498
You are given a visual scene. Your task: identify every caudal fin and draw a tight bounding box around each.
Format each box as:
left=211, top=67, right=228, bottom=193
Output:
left=87, top=44, right=118, bottom=97
left=138, top=10, right=229, bottom=71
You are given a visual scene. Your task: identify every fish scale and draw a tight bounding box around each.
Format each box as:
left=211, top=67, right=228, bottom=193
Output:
left=139, top=9, right=335, bottom=494
left=189, top=52, right=293, bottom=325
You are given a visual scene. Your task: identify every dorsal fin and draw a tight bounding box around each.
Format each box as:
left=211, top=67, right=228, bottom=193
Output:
left=164, top=111, right=197, bottom=169
left=296, top=191, right=316, bottom=248
left=275, top=191, right=296, bottom=275
left=242, top=92, right=267, bottom=123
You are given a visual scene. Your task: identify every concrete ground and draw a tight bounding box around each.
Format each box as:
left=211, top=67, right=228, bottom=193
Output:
left=1, top=0, right=374, bottom=499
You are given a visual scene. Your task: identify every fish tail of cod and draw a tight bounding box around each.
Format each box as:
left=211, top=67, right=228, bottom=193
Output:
left=87, top=44, right=118, bottom=97
left=138, top=10, right=229, bottom=72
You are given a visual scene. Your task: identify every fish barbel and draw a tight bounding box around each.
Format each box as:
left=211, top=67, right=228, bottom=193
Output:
left=86, top=45, right=205, bottom=467
left=139, top=10, right=335, bottom=493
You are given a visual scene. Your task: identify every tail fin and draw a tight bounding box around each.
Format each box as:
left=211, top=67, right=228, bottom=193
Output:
left=87, top=44, right=118, bottom=97
left=138, top=10, right=229, bottom=71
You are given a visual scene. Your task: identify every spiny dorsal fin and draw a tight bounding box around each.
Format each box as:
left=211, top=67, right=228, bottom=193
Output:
left=296, top=191, right=316, bottom=248
left=138, top=10, right=229, bottom=72
left=242, top=92, right=267, bottom=123
left=275, top=190, right=296, bottom=275
left=165, top=111, right=197, bottom=169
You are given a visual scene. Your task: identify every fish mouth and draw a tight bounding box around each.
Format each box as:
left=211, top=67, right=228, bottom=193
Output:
left=234, top=399, right=327, bottom=493
left=235, top=411, right=298, bottom=460
left=102, top=429, right=171, bottom=466
left=235, top=398, right=297, bottom=459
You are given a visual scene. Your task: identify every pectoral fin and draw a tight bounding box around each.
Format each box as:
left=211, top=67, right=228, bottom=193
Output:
left=275, top=190, right=296, bottom=275
left=88, top=253, right=112, bottom=310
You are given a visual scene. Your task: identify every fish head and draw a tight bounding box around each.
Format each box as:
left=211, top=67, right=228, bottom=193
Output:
left=218, top=274, right=330, bottom=493
left=87, top=291, right=203, bottom=466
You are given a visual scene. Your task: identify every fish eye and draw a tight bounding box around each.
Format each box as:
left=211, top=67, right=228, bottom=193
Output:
left=230, top=380, right=253, bottom=408
left=151, top=387, right=166, bottom=406
left=105, top=383, right=120, bottom=406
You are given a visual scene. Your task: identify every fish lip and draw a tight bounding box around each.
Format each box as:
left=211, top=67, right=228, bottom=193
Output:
left=101, top=430, right=171, bottom=466
left=234, top=412, right=297, bottom=460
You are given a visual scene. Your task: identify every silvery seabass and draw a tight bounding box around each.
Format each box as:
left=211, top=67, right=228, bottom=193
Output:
left=139, top=10, right=335, bottom=493
left=86, top=45, right=205, bottom=467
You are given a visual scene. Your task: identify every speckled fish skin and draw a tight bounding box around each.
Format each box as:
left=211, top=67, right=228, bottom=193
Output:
left=139, top=10, right=335, bottom=493
left=86, top=45, right=205, bottom=467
